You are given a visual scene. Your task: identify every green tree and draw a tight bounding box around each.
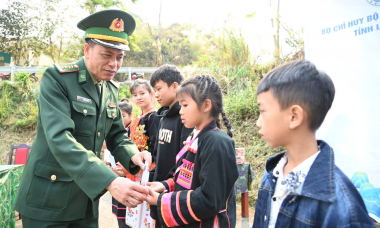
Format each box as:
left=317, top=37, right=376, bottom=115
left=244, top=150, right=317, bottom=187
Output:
left=61, top=34, right=85, bottom=63
left=81, top=0, right=127, bottom=14
left=0, top=0, right=36, bottom=65
left=123, top=23, right=202, bottom=67
left=34, top=0, right=76, bottom=64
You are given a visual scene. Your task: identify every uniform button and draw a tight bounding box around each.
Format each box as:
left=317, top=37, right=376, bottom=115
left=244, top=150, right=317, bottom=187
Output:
left=83, top=109, right=88, bottom=114
left=112, top=113, right=115, bottom=117
left=98, top=132, right=100, bottom=137
left=51, top=175, right=57, bottom=181
left=99, top=115, right=102, bottom=118
left=96, top=151, right=99, bottom=156
left=273, top=179, right=276, bottom=182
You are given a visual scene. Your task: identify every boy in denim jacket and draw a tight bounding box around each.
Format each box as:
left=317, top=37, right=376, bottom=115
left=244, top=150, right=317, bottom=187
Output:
left=252, top=60, right=374, bottom=228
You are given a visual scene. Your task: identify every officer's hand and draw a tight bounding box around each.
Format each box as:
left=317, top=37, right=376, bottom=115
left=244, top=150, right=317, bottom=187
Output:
left=131, top=151, right=152, bottom=170
left=106, top=177, right=148, bottom=208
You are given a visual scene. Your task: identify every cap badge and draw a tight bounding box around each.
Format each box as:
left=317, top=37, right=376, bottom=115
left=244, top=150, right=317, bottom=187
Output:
left=109, top=18, right=124, bottom=32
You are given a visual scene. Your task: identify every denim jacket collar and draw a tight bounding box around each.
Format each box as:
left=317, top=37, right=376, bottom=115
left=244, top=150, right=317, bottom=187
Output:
left=265, top=140, right=335, bottom=203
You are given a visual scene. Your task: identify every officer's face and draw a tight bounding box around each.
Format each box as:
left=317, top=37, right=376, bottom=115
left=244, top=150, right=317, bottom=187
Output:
left=84, top=43, right=124, bottom=81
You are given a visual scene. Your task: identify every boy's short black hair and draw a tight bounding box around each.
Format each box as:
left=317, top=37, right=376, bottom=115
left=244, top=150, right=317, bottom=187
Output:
left=257, top=60, right=335, bottom=130
left=150, top=64, right=184, bottom=87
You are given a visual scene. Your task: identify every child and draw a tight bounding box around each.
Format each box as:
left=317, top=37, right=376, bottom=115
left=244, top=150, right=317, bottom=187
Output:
left=119, top=101, right=133, bottom=131
left=149, top=65, right=193, bottom=227
left=111, top=101, right=133, bottom=226
left=252, top=60, right=374, bottom=227
left=145, top=75, right=239, bottom=228
left=112, top=79, right=160, bottom=228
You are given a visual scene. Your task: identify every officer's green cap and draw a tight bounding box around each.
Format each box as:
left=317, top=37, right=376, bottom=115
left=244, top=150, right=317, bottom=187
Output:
left=77, top=9, right=136, bottom=51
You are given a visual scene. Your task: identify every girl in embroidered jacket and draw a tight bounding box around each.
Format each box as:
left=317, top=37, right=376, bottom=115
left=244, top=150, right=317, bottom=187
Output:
left=113, top=80, right=160, bottom=228
left=145, top=75, right=239, bottom=228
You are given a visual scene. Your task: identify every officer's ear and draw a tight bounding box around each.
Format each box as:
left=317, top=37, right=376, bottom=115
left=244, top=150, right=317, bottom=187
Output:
left=84, top=43, right=91, bottom=60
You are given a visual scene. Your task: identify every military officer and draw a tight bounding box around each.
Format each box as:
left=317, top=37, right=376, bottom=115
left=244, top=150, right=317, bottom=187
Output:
left=15, top=10, right=151, bottom=227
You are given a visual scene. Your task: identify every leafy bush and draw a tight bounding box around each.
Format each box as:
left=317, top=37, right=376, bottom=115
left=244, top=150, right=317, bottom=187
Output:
left=0, top=71, right=40, bottom=129
left=118, top=84, right=132, bottom=101
left=15, top=71, right=30, bottom=88
left=225, top=82, right=259, bottom=120
left=0, top=84, right=13, bottom=122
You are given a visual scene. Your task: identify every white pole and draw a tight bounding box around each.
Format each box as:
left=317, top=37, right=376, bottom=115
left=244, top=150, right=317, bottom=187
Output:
left=128, top=67, right=131, bottom=81
left=11, top=65, right=15, bottom=81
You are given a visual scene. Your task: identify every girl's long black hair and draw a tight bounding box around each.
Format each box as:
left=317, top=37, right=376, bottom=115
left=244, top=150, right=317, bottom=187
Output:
left=177, top=75, right=233, bottom=138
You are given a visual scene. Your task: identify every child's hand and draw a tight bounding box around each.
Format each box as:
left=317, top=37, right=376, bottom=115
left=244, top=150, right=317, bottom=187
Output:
left=112, top=164, right=126, bottom=177
left=104, top=161, right=111, bottom=166
left=146, top=181, right=165, bottom=193
left=145, top=187, right=159, bottom=206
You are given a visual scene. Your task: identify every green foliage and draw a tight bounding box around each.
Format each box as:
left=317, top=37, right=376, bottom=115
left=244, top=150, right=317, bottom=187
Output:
left=62, top=34, right=85, bottom=62
left=246, top=12, right=256, bottom=18
left=0, top=84, right=13, bottom=122
left=0, top=71, right=40, bottom=129
left=124, top=23, right=201, bottom=67
left=81, top=0, right=126, bottom=14
left=15, top=72, right=30, bottom=88
left=9, top=100, right=38, bottom=130
left=225, top=83, right=259, bottom=120
left=118, top=84, right=132, bottom=101
left=0, top=0, right=35, bottom=65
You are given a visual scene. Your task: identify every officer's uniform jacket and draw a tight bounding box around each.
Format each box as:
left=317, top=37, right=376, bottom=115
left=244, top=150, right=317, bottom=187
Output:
left=15, top=57, right=140, bottom=221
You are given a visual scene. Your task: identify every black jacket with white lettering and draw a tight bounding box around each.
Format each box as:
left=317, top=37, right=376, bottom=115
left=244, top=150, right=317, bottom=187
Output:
left=151, top=101, right=193, bottom=182
left=150, top=101, right=193, bottom=224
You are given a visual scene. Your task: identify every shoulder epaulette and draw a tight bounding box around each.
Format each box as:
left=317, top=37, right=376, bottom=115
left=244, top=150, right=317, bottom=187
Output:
left=54, top=63, right=79, bottom=73
left=109, top=80, right=120, bottom=90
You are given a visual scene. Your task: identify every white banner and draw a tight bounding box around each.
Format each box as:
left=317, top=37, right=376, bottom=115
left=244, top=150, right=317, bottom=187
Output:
left=305, top=0, right=380, bottom=222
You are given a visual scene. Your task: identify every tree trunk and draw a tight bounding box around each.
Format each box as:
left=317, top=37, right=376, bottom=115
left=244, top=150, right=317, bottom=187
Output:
left=271, top=0, right=280, bottom=60
left=58, top=33, right=63, bottom=64
left=157, top=0, right=163, bottom=66
left=158, top=0, right=162, bottom=41
left=50, top=37, right=55, bottom=64
left=17, top=41, right=22, bottom=65
left=275, top=0, right=280, bottom=59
